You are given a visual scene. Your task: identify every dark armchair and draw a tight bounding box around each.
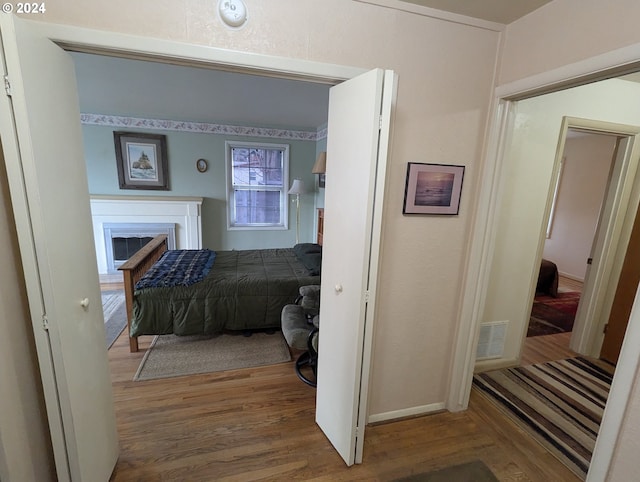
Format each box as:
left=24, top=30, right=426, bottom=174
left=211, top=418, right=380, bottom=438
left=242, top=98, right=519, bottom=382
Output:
left=281, top=285, right=320, bottom=387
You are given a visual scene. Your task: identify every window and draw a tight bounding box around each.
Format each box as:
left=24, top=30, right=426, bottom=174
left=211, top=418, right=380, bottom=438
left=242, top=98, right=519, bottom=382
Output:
left=226, top=141, right=289, bottom=229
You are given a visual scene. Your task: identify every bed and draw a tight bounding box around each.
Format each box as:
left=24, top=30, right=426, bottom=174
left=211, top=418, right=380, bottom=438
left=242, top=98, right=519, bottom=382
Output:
left=118, top=235, right=322, bottom=352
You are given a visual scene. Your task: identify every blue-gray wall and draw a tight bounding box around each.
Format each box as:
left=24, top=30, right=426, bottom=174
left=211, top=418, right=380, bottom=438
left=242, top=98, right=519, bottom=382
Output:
left=83, top=125, right=320, bottom=250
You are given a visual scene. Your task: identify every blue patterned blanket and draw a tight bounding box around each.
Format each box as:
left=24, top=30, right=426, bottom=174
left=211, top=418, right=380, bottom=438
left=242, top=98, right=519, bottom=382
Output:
left=135, top=249, right=216, bottom=290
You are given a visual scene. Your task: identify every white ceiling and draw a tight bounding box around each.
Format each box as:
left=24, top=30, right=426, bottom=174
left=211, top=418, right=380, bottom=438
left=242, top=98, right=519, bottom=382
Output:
left=398, top=0, right=553, bottom=24
left=71, top=52, right=331, bottom=131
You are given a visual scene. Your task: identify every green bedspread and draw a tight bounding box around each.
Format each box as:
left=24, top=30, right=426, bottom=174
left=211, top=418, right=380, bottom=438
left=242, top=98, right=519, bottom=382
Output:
left=130, top=247, right=320, bottom=337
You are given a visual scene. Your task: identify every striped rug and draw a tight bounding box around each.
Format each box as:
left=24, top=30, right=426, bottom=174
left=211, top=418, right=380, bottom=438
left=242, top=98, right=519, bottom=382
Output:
left=472, top=357, right=615, bottom=480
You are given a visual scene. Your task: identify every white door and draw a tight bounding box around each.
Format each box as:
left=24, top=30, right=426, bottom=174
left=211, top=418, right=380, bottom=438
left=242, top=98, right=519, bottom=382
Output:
left=316, top=68, right=395, bottom=465
left=0, top=15, right=118, bottom=481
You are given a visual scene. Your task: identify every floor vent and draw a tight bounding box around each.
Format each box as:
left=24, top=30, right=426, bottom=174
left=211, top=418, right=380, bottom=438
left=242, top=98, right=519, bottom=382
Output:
left=476, top=321, right=508, bottom=360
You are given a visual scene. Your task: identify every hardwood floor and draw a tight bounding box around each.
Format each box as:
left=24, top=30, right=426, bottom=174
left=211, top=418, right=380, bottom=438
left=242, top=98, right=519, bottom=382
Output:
left=107, top=329, right=580, bottom=481
left=101, top=281, right=126, bottom=292
left=521, top=332, right=577, bottom=366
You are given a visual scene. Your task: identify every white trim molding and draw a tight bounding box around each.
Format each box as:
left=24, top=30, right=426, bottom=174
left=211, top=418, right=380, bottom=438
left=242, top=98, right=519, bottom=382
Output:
left=90, top=195, right=203, bottom=278
left=367, top=402, right=446, bottom=424
left=29, top=21, right=365, bottom=85
left=80, top=113, right=326, bottom=141
left=496, top=41, right=640, bottom=101
left=353, top=0, right=504, bottom=32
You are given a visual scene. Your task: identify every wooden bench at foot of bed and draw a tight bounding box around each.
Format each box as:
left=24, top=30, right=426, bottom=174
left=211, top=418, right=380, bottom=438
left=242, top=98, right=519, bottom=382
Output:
left=118, top=234, right=168, bottom=352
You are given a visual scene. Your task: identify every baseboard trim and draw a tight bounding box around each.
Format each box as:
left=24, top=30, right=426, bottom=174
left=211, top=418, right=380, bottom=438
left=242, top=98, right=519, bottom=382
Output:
left=367, top=402, right=446, bottom=424
left=474, top=357, right=519, bottom=374
left=558, top=271, right=584, bottom=282
left=100, top=273, right=124, bottom=284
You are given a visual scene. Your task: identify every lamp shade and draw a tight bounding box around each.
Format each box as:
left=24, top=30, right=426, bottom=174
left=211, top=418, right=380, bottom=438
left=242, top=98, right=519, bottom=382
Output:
left=312, top=151, right=327, bottom=174
left=288, top=179, right=306, bottom=195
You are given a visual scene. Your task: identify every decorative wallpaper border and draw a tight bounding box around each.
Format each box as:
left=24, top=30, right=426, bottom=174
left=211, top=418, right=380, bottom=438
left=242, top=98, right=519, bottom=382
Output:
left=80, top=113, right=326, bottom=141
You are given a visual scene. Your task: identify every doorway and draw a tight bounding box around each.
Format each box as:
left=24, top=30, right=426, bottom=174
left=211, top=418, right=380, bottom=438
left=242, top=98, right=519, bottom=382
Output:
left=453, top=64, right=640, bottom=480
left=3, top=16, right=391, bottom=475
left=523, top=129, right=619, bottom=366
left=473, top=104, right=640, bottom=476
left=78, top=50, right=394, bottom=466
left=471, top=81, right=640, bottom=372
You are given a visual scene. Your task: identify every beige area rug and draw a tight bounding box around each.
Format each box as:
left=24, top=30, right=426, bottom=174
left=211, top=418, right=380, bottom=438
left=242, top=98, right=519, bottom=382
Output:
left=133, top=332, right=292, bottom=381
left=101, top=290, right=127, bottom=349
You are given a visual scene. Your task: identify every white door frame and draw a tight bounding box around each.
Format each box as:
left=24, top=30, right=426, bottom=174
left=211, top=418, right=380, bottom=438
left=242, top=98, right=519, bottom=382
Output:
left=448, top=41, right=640, bottom=481
left=555, top=119, right=640, bottom=357
left=29, top=22, right=365, bottom=84
left=21, top=16, right=389, bottom=461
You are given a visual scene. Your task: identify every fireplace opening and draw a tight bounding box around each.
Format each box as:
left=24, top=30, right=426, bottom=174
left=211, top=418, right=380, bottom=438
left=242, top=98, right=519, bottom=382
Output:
left=103, top=223, right=176, bottom=273
left=113, top=236, right=154, bottom=262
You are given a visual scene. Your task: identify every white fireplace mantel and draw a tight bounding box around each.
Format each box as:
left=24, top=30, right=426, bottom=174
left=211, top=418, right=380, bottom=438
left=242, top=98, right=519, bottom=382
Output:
left=90, top=195, right=203, bottom=278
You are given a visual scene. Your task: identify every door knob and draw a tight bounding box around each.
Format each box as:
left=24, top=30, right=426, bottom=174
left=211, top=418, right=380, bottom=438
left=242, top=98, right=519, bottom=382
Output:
left=335, top=284, right=343, bottom=293
left=80, top=298, right=90, bottom=309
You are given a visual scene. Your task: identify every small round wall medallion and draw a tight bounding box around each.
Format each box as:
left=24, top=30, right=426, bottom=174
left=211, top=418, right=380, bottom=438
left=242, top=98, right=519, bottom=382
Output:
left=196, top=159, right=208, bottom=173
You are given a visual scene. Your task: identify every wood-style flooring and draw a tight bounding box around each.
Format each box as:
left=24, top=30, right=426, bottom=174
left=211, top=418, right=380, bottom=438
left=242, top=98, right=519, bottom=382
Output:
left=522, top=332, right=577, bottom=366
left=521, top=274, right=583, bottom=366
left=107, top=328, right=581, bottom=481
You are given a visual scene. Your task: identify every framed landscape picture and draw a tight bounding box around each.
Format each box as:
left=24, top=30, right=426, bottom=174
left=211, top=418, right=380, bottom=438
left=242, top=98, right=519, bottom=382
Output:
left=114, top=131, right=169, bottom=190
left=402, top=162, right=465, bottom=215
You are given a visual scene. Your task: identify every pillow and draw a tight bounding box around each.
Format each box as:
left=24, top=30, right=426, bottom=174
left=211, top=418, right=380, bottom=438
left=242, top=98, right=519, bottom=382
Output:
left=299, top=252, right=322, bottom=276
left=293, top=243, right=322, bottom=258
left=292, top=243, right=322, bottom=275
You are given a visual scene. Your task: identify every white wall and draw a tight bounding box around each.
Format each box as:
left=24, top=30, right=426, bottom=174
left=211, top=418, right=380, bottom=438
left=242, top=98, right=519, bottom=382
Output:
left=480, top=78, right=640, bottom=368
left=500, top=0, right=640, bottom=85
left=607, top=356, right=640, bottom=480
left=29, top=0, right=500, bottom=419
left=543, top=134, right=617, bottom=280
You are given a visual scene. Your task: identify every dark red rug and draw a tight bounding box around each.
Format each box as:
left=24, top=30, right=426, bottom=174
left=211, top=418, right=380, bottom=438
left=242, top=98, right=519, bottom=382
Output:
left=527, top=291, right=581, bottom=337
